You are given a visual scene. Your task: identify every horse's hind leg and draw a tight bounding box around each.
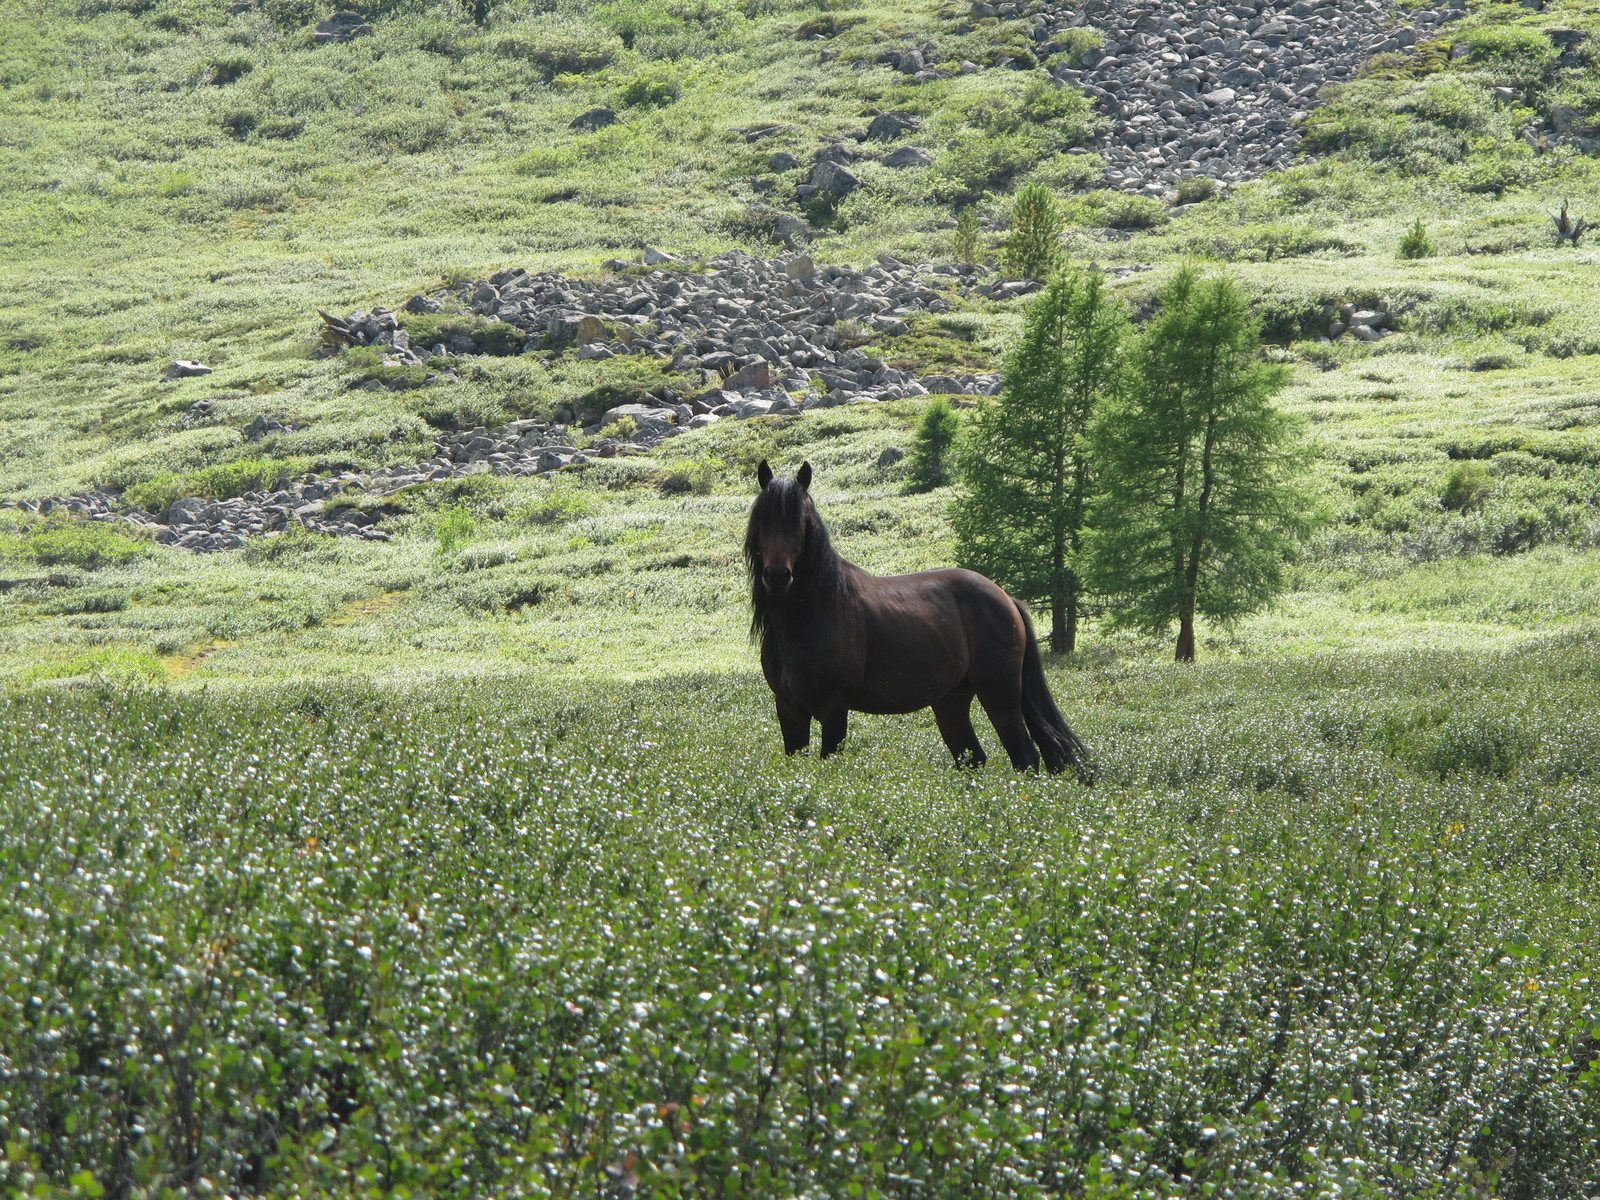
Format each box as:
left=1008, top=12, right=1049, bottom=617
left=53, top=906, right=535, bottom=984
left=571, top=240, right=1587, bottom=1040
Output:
left=932, top=688, right=986, bottom=767
left=977, top=694, right=1041, bottom=771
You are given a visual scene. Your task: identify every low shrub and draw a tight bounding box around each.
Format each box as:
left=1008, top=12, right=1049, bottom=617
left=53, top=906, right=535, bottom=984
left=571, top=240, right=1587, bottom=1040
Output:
left=0, top=520, right=151, bottom=569
left=125, top=457, right=313, bottom=513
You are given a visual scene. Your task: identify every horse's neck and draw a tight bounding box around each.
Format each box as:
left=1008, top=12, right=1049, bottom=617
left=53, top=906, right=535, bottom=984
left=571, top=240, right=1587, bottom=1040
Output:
left=763, top=556, right=856, bottom=640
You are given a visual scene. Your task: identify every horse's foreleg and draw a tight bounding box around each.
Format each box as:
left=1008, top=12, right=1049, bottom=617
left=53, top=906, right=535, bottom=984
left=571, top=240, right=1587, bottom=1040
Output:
left=818, top=699, right=850, bottom=758
left=932, top=689, right=986, bottom=768
left=776, top=695, right=812, bottom=755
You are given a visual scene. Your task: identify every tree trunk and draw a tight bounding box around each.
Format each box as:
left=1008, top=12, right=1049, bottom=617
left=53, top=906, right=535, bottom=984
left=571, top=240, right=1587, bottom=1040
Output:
left=1050, top=594, right=1078, bottom=655
left=1175, top=603, right=1196, bottom=662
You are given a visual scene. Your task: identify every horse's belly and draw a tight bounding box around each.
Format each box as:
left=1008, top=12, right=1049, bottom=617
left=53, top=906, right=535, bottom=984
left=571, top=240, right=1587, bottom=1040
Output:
left=846, top=659, right=968, bottom=715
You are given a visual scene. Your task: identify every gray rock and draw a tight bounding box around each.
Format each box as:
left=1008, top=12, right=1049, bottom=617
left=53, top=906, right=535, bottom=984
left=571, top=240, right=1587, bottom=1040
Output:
left=313, top=11, right=372, bottom=44
left=865, top=111, right=921, bottom=141
left=722, top=359, right=773, bottom=391
left=882, top=145, right=933, bottom=168
left=643, top=245, right=680, bottom=265
left=165, top=360, right=213, bottom=380
left=808, top=160, right=860, bottom=198
left=570, top=107, right=617, bottom=132
left=601, top=403, right=678, bottom=434
left=766, top=151, right=800, bottom=171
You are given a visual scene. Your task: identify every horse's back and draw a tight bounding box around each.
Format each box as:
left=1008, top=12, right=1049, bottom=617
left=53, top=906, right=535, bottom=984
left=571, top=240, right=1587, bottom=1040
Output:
left=840, top=565, right=1028, bottom=714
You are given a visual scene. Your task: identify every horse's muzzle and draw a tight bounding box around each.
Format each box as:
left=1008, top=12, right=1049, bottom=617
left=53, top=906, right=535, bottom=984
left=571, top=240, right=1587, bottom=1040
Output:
left=763, top=564, right=793, bottom=595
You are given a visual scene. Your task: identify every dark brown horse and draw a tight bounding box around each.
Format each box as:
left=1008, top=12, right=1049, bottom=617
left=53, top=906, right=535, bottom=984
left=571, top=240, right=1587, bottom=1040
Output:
left=745, top=460, right=1092, bottom=779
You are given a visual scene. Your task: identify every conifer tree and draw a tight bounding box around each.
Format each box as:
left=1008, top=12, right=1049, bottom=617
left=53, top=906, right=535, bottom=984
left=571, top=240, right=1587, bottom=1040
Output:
left=1003, top=185, right=1063, bottom=281
left=1085, top=266, right=1314, bottom=662
left=952, top=269, right=1126, bottom=653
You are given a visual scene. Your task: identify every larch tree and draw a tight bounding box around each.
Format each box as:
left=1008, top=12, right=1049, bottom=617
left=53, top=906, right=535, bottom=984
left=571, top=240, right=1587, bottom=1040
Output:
left=1085, top=265, right=1315, bottom=662
left=952, top=268, right=1127, bottom=654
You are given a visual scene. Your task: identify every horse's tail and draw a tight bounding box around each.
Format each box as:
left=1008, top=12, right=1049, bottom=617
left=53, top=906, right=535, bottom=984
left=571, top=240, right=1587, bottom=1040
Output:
left=1014, top=601, right=1095, bottom=783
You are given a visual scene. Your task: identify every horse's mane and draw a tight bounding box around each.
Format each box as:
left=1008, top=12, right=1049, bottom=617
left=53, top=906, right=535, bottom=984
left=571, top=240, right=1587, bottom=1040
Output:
left=744, top=478, right=845, bottom=641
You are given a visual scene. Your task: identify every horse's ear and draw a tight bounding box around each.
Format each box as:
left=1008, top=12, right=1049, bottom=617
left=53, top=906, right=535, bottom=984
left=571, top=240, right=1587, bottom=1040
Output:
left=757, top=459, right=773, bottom=490
left=797, top=461, right=812, bottom=491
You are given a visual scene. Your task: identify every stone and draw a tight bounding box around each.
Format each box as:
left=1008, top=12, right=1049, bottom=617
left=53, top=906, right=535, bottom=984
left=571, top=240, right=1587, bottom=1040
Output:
left=815, top=143, right=856, bottom=166
left=1350, top=324, right=1382, bottom=342
left=570, top=107, right=617, bottom=132
left=1202, top=87, right=1237, bottom=105
left=575, top=315, right=610, bottom=344
left=722, top=359, right=772, bottom=391
left=808, top=160, right=860, bottom=198
left=600, top=403, right=678, bottom=434
left=785, top=255, right=815, bottom=281
left=865, top=111, right=921, bottom=141
left=877, top=446, right=906, bottom=467
left=164, top=497, right=216, bottom=525
left=165, top=360, right=213, bottom=380
left=643, top=245, right=680, bottom=265
left=766, top=151, right=800, bottom=171
left=882, top=145, right=933, bottom=168
left=1351, top=309, right=1388, bottom=327
left=313, top=11, right=372, bottom=44
left=918, top=374, right=964, bottom=394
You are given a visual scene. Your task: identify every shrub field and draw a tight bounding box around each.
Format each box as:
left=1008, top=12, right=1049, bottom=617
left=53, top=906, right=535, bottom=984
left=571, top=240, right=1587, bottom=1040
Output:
left=3, top=645, right=1599, bottom=1198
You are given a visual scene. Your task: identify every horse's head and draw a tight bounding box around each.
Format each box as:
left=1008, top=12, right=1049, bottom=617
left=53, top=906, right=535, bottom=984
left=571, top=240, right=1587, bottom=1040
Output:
left=746, top=459, right=815, bottom=600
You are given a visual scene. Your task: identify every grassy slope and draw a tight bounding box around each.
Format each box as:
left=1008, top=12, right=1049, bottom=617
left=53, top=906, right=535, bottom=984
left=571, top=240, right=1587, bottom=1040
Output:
left=3, top=0, right=1600, bottom=683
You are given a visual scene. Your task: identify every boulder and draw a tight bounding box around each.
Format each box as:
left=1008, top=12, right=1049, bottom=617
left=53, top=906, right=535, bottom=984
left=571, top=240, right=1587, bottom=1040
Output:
left=570, top=107, right=617, bottom=132
left=643, top=245, right=680, bottom=265
left=865, top=112, right=921, bottom=141
left=766, top=151, right=800, bottom=171
left=722, top=359, right=772, bottom=392
left=575, top=315, right=610, bottom=344
left=807, top=160, right=860, bottom=198
left=882, top=145, right=933, bottom=168
left=600, top=403, right=678, bottom=434
left=313, top=11, right=372, bottom=44
left=785, top=254, right=815, bottom=281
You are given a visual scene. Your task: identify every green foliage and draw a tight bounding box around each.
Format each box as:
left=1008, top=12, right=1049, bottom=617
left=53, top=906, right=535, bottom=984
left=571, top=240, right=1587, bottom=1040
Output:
left=1175, top=176, right=1217, bottom=204
left=1399, top=216, right=1437, bottom=259
left=0, top=520, right=151, bottom=569
left=1002, top=184, right=1062, bottom=281
left=1421, top=711, right=1537, bottom=777
left=618, top=63, right=682, bottom=107
left=21, top=645, right=165, bottom=682
left=905, top=397, right=960, bottom=492
left=1086, top=266, right=1314, bottom=661
left=954, top=270, right=1127, bottom=652
left=1457, top=23, right=1559, bottom=90
left=2, top=660, right=1600, bottom=1197
left=123, top=457, right=314, bottom=512
left=953, top=206, right=982, bottom=265
left=1072, top=190, right=1169, bottom=230
left=1442, top=460, right=1492, bottom=511
left=432, top=503, right=476, bottom=554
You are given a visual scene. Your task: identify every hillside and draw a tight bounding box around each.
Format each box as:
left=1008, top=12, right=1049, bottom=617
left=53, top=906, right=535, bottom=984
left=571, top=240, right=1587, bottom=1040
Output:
left=6, top=0, right=1600, bottom=687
